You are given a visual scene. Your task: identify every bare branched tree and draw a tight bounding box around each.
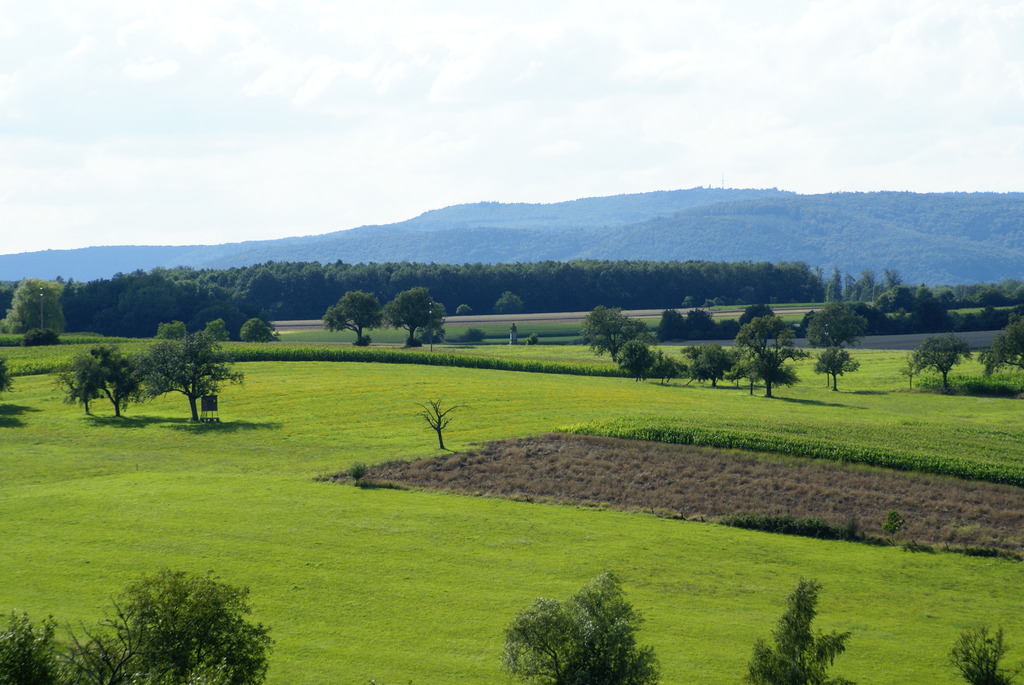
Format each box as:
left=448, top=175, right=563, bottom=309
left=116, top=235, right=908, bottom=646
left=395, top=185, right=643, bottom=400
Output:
left=419, top=398, right=460, bottom=450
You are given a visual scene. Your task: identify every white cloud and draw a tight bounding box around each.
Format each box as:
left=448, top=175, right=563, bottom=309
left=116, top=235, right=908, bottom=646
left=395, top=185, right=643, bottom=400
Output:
left=1, top=0, right=1023, bottom=255
left=123, top=57, right=180, bottom=81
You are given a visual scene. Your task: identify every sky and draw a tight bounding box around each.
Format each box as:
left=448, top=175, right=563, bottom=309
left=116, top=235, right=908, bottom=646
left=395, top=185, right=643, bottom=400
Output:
left=1, top=0, right=1022, bottom=255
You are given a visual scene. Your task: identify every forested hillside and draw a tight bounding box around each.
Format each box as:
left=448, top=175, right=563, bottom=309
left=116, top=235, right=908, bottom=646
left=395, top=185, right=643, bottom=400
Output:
left=3, top=189, right=1023, bottom=285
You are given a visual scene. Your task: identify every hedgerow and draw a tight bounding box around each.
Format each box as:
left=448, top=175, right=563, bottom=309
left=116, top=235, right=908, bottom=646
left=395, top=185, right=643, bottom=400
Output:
left=224, top=344, right=629, bottom=378
left=918, top=373, right=1024, bottom=397
left=559, top=418, right=1024, bottom=487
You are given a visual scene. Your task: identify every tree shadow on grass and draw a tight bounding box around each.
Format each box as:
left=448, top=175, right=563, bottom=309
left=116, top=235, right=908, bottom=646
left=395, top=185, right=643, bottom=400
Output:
left=88, top=415, right=282, bottom=433
left=773, top=396, right=861, bottom=409
left=0, top=403, right=38, bottom=428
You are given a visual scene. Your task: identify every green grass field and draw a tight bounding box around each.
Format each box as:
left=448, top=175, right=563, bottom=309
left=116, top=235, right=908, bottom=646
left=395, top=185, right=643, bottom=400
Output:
left=1, top=346, right=1023, bottom=683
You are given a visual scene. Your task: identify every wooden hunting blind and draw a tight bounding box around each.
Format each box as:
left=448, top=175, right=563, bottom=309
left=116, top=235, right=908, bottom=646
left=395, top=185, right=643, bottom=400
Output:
left=200, top=394, right=220, bottom=423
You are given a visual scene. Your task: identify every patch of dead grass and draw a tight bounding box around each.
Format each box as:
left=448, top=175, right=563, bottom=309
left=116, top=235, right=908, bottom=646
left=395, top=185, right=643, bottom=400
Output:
left=349, top=433, right=1024, bottom=553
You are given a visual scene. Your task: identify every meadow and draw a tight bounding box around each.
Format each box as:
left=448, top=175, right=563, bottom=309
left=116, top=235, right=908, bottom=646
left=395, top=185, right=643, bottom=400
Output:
left=0, top=342, right=1023, bottom=683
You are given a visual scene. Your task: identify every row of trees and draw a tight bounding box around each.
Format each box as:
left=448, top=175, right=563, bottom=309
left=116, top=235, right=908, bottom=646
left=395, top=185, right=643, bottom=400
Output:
left=502, top=573, right=1014, bottom=684
left=322, top=287, right=445, bottom=347
left=55, top=332, right=242, bottom=421
left=591, top=303, right=1024, bottom=397
left=0, top=569, right=271, bottom=684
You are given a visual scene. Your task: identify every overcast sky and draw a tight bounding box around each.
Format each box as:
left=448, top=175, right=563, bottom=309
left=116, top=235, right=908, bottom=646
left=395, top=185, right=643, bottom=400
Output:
left=1, top=1, right=1022, bottom=255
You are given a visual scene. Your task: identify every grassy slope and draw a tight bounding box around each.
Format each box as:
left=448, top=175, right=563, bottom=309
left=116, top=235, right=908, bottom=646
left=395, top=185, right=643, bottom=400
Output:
left=1, top=351, right=1023, bottom=683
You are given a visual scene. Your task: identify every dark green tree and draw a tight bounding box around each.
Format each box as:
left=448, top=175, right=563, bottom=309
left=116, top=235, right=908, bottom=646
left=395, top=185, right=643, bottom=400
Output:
left=494, top=291, right=525, bottom=315
left=684, top=308, right=716, bottom=338
left=581, top=306, right=653, bottom=362
left=657, top=309, right=685, bottom=341
left=682, top=343, right=735, bottom=387
left=0, top=611, right=62, bottom=685
left=912, top=333, right=971, bottom=392
left=240, top=318, right=277, bottom=343
left=322, top=291, right=383, bottom=346
left=950, top=626, right=1021, bottom=685
left=618, top=340, right=656, bottom=382
left=137, top=331, right=243, bottom=421
left=981, top=315, right=1024, bottom=374
left=383, top=287, right=445, bottom=347
left=735, top=316, right=809, bottom=398
left=805, top=303, right=868, bottom=349
left=739, top=303, right=775, bottom=326
left=814, top=347, right=860, bottom=391
left=68, top=569, right=272, bottom=685
left=650, top=351, right=684, bottom=384
left=745, top=578, right=854, bottom=685
left=0, top=357, right=12, bottom=397
left=502, top=572, right=660, bottom=685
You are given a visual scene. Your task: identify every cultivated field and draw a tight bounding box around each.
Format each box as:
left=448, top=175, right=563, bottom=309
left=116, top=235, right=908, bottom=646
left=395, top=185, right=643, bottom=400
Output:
left=0, top=343, right=1022, bottom=683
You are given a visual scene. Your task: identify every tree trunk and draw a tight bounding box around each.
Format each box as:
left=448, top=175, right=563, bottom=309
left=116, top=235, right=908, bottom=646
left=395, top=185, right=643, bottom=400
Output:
left=765, top=381, right=773, bottom=398
left=188, top=395, right=200, bottom=421
left=435, top=428, right=445, bottom=450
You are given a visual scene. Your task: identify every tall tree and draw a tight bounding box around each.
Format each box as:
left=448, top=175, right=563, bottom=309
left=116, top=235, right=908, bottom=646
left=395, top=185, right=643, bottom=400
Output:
left=137, top=331, right=243, bottom=421
left=0, top=279, right=64, bottom=334
left=618, top=340, right=656, bottom=381
left=805, top=302, right=868, bottom=348
left=581, top=306, right=653, bottom=362
left=735, top=315, right=809, bottom=398
left=745, top=578, right=854, bottom=685
left=913, top=333, right=971, bottom=392
left=383, top=287, right=445, bottom=347
left=322, top=291, right=383, bottom=346
left=0, top=357, right=14, bottom=399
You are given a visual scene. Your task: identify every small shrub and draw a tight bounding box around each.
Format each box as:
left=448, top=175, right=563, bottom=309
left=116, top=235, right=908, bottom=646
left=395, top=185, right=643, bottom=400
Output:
left=21, top=329, right=60, bottom=346
left=347, top=462, right=369, bottom=482
left=458, top=328, right=486, bottom=343
left=883, top=510, right=905, bottom=537
left=353, top=335, right=371, bottom=347
left=455, top=304, right=472, bottom=315
left=525, top=333, right=539, bottom=345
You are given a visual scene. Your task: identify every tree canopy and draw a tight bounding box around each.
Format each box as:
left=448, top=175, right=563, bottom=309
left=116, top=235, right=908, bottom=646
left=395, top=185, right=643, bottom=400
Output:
left=322, top=290, right=383, bottom=346
left=137, top=331, right=243, bottom=421
left=0, top=279, right=64, bottom=334
left=734, top=315, right=809, bottom=398
left=383, top=287, right=445, bottom=347
left=806, top=302, right=868, bottom=348
left=912, top=333, right=971, bottom=392
left=581, top=306, right=653, bottom=362
left=981, top=315, right=1024, bottom=374
left=502, top=572, right=660, bottom=685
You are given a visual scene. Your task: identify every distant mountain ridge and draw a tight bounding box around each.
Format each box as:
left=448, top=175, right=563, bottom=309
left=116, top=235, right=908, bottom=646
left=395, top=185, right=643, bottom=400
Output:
left=2, top=187, right=1022, bottom=284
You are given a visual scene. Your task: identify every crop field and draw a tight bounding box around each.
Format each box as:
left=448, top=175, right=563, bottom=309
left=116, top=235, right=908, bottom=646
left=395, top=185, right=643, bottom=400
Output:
left=1, top=343, right=1023, bottom=683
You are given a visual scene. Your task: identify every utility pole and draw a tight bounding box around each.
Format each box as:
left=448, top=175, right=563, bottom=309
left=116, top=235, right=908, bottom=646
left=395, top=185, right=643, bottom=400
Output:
left=39, top=286, right=44, bottom=330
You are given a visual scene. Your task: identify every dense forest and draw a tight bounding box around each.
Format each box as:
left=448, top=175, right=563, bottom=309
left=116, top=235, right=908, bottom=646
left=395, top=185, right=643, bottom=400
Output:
left=5, top=189, right=1024, bottom=285
left=2, top=259, right=1022, bottom=340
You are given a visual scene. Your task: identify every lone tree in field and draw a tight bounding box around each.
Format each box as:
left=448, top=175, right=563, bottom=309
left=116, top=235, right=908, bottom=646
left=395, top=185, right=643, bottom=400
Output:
left=581, top=306, right=653, bottom=362
left=138, top=331, right=243, bottom=421
left=950, top=626, right=1021, bottom=685
left=240, top=317, right=277, bottom=343
left=912, top=333, right=971, bottom=392
left=734, top=315, right=808, bottom=398
left=683, top=343, right=735, bottom=387
left=419, top=398, right=460, bottom=450
left=58, top=345, right=142, bottom=417
left=383, top=287, right=445, bottom=347
left=67, top=569, right=273, bottom=685
left=323, top=290, right=383, bottom=346
left=0, top=278, right=64, bottom=334
left=745, top=578, right=854, bottom=685
left=981, top=315, right=1024, bottom=375
left=814, top=347, right=860, bottom=391
left=502, top=571, right=660, bottom=685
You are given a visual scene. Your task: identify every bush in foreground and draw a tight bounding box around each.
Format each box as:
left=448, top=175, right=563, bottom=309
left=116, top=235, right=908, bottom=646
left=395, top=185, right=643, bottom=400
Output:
left=502, top=571, right=659, bottom=685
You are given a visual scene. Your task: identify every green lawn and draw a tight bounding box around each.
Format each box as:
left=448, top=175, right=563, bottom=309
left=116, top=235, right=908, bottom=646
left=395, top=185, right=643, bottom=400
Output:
left=1, top=352, right=1023, bottom=683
